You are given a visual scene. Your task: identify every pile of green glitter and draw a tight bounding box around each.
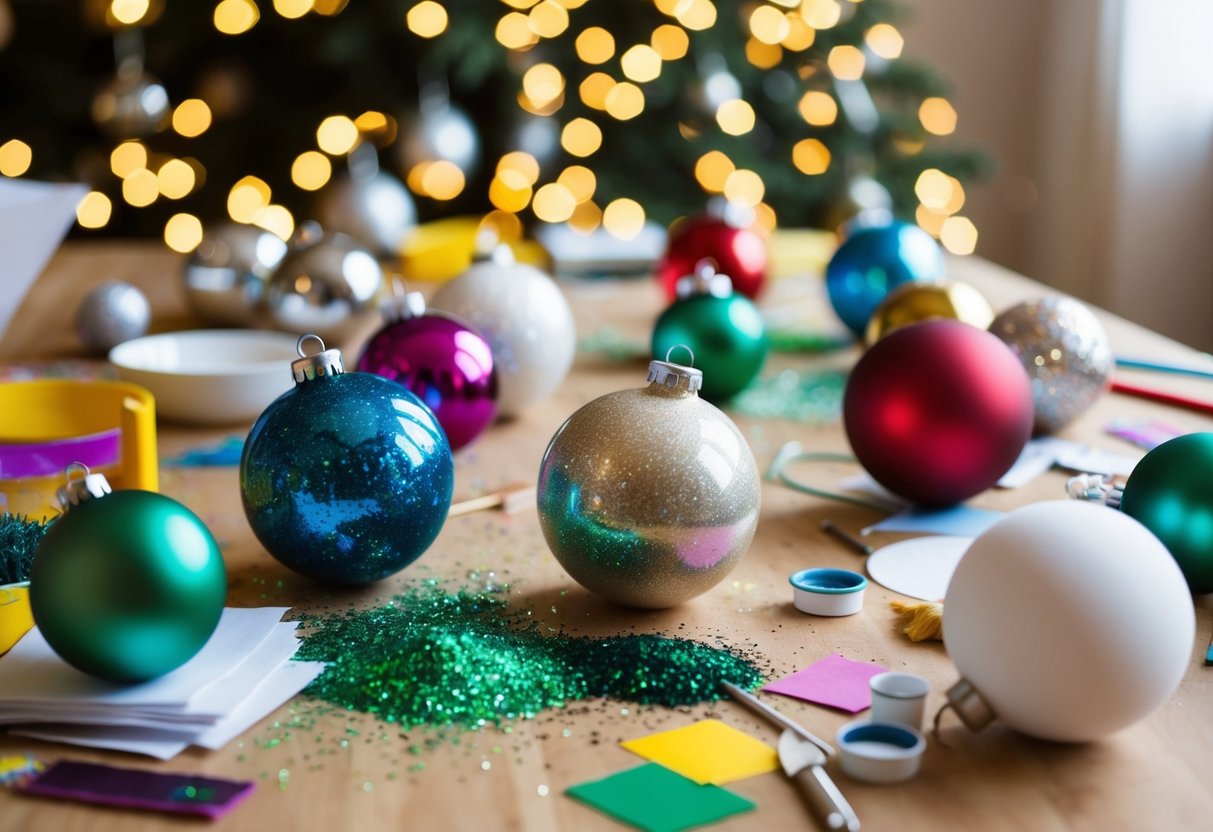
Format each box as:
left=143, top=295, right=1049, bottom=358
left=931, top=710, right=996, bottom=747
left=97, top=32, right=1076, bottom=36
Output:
left=294, top=583, right=763, bottom=729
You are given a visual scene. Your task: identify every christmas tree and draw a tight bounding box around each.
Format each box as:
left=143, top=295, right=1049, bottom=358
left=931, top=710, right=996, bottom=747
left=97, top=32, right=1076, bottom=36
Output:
left=0, top=0, right=986, bottom=252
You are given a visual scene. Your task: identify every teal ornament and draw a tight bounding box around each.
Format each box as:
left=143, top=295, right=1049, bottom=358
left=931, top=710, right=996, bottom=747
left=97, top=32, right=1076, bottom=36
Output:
left=1119, top=432, right=1213, bottom=593
left=29, top=466, right=226, bottom=683
left=651, top=261, right=768, bottom=402
left=825, top=221, right=945, bottom=335
left=241, top=335, right=453, bottom=585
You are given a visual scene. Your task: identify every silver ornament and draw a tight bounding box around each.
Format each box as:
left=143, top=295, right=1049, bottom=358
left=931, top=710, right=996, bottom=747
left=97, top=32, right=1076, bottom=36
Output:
left=316, top=165, right=417, bottom=257
left=399, top=83, right=480, bottom=176
left=265, top=224, right=384, bottom=342
left=537, top=356, right=761, bottom=608
left=990, top=297, right=1113, bottom=434
left=91, top=64, right=170, bottom=139
left=429, top=246, right=575, bottom=417
left=183, top=223, right=287, bottom=325
left=75, top=281, right=151, bottom=353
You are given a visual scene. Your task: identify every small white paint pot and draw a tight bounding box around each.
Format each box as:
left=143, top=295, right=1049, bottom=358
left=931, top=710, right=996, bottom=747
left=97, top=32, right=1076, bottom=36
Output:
left=788, top=568, right=867, bottom=616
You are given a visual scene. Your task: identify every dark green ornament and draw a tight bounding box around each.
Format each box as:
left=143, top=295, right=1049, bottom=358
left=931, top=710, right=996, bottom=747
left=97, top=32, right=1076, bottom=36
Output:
left=29, top=468, right=227, bottom=682
left=1120, top=432, right=1213, bottom=594
left=651, top=262, right=768, bottom=402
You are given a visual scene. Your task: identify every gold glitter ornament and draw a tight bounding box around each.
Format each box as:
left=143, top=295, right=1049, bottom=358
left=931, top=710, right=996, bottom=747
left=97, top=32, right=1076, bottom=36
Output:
left=864, top=279, right=994, bottom=347
left=537, top=351, right=761, bottom=608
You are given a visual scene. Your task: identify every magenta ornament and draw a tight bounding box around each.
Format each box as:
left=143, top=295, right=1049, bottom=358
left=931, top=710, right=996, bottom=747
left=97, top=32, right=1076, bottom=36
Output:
left=356, top=292, right=498, bottom=450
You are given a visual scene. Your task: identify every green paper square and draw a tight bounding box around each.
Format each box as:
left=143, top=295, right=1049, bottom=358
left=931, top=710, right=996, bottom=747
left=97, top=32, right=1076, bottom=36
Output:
left=566, top=763, right=756, bottom=832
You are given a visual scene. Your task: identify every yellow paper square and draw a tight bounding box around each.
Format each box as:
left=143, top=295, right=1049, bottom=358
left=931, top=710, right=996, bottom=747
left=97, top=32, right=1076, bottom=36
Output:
left=620, top=719, right=778, bottom=785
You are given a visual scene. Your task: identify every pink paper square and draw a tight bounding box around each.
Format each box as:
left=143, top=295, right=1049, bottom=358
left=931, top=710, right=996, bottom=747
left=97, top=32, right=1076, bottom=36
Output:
left=762, top=654, right=887, bottom=713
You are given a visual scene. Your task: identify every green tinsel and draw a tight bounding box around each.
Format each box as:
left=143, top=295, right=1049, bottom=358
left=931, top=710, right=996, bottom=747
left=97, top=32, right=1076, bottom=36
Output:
left=0, top=514, right=50, bottom=585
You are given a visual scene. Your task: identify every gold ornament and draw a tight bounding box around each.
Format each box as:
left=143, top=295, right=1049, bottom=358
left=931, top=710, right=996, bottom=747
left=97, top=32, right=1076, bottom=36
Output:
left=864, top=280, right=993, bottom=347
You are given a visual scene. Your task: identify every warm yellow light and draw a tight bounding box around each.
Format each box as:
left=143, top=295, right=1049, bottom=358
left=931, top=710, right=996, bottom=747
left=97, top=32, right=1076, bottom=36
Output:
left=604, top=82, right=645, bottom=120
left=480, top=210, right=524, bottom=242
left=76, top=191, right=113, bottom=229
left=940, top=215, right=978, bottom=255
left=749, top=4, right=790, bottom=44
left=602, top=198, right=645, bottom=240
left=227, top=175, right=271, bottom=223
left=724, top=168, right=764, bottom=207
left=797, top=91, right=837, bottom=126
left=800, top=0, right=841, bottom=29
left=920, top=97, right=958, bottom=135
left=291, top=150, right=332, bottom=191
left=164, top=213, right=204, bottom=253
left=894, top=134, right=926, bottom=155
left=528, top=0, right=568, bottom=38
left=489, top=176, right=533, bottom=213
left=694, top=150, right=734, bottom=193
left=557, top=165, right=596, bottom=203
left=568, top=199, right=602, bottom=234
left=866, top=23, right=904, bottom=59
left=171, top=99, right=212, bottom=139
left=556, top=0, right=588, bottom=8
left=653, top=0, right=686, bottom=14
left=621, top=44, right=662, bottom=83
left=273, top=0, right=311, bottom=21
left=915, top=205, right=946, bottom=237
left=406, top=1, right=448, bottom=37
left=110, top=141, right=146, bottom=178
left=716, top=99, right=756, bottom=136
left=111, top=0, right=150, bottom=26
left=915, top=168, right=953, bottom=211
left=782, top=13, right=815, bottom=50
left=214, top=0, right=259, bottom=35
left=792, top=138, right=830, bottom=174
left=575, top=26, right=614, bottom=64
left=354, top=110, right=389, bottom=133
left=754, top=202, right=777, bottom=233
left=316, top=115, right=359, bottom=155
left=0, top=139, right=32, bottom=177
left=406, top=161, right=431, bottom=195
left=561, top=118, right=602, bottom=157
left=157, top=159, right=196, bottom=199
left=579, top=72, right=615, bottom=110
left=421, top=160, right=465, bottom=200
left=313, top=0, right=348, bottom=15
left=651, top=24, right=689, bottom=60
left=944, top=176, right=966, bottom=214
left=828, top=45, right=866, bottom=80
left=532, top=182, right=577, bottom=223
left=497, top=151, right=541, bottom=185
left=522, top=63, right=565, bottom=108
left=746, top=38, right=782, bottom=70
left=677, top=0, right=717, bottom=31
left=122, top=168, right=159, bottom=207
left=254, top=204, right=295, bottom=240
left=501, top=0, right=541, bottom=8
left=496, top=12, right=537, bottom=49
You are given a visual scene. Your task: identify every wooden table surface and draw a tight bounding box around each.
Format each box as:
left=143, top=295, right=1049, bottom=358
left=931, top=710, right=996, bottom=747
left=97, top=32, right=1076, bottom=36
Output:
left=1, top=241, right=1211, bottom=831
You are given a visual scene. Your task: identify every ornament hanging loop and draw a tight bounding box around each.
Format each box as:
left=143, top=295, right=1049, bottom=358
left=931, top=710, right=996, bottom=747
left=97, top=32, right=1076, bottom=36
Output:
left=381, top=277, right=426, bottom=323
left=665, top=344, right=696, bottom=367
left=57, top=462, right=113, bottom=510
left=648, top=344, right=703, bottom=396
left=676, top=259, right=733, bottom=299
left=292, top=333, right=345, bottom=383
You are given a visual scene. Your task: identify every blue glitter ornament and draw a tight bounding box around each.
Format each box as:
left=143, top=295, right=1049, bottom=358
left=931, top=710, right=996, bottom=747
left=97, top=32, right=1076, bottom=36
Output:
left=240, top=335, right=454, bottom=585
left=825, top=221, right=945, bottom=335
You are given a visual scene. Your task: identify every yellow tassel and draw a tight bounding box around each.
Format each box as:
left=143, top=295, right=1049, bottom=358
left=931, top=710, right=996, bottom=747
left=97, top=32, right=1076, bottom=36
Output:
left=890, top=600, right=944, bottom=642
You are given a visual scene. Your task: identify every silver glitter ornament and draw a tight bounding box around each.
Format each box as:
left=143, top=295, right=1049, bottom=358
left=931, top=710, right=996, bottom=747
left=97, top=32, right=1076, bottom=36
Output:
left=75, top=280, right=151, bottom=353
left=990, top=297, right=1113, bottom=434
left=265, top=223, right=384, bottom=343
left=430, top=245, right=575, bottom=417
left=91, top=62, right=170, bottom=139
left=183, top=223, right=288, bottom=325
left=537, top=353, right=761, bottom=608
left=398, top=82, right=480, bottom=176
left=316, top=144, right=417, bottom=256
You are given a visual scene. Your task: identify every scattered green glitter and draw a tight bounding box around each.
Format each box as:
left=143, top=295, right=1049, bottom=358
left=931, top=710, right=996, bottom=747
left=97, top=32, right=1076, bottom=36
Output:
left=0, top=514, right=51, bottom=584
left=767, top=329, right=853, bottom=353
left=295, top=584, right=762, bottom=731
left=731, top=368, right=846, bottom=423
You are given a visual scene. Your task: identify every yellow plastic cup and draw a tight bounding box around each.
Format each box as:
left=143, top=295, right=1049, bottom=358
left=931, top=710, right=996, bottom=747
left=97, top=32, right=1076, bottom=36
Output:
left=0, top=583, right=32, bottom=654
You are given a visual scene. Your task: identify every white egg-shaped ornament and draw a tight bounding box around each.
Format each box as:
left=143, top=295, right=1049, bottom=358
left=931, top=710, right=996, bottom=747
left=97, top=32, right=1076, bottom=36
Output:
left=942, top=501, right=1195, bottom=742
left=429, top=245, right=575, bottom=417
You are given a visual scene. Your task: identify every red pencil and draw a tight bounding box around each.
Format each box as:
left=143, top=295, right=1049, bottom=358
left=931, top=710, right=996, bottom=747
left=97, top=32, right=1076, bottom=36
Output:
left=1110, top=379, right=1213, bottom=417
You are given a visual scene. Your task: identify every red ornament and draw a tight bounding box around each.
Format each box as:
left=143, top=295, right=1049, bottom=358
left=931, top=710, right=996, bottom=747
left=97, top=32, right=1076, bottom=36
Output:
left=657, top=215, right=767, bottom=300
left=843, top=320, right=1034, bottom=506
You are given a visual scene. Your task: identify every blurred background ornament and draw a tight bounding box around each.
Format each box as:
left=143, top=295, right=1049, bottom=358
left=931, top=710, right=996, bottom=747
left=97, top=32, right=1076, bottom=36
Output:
left=398, top=81, right=480, bottom=178
left=989, top=297, right=1113, bottom=434
left=826, top=221, right=946, bottom=336
left=29, top=466, right=227, bottom=682
left=942, top=501, right=1194, bottom=742
left=825, top=173, right=894, bottom=236
left=537, top=354, right=760, bottom=608
left=651, top=260, right=768, bottom=402
left=316, top=143, right=417, bottom=257
left=864, top=279, right=993, bottom=347
left=183, top=222, right=288, bottom=326
left=265, top=222, right=384, bottom=343
left=430, top=244, right=574, bottom=417
left=90, top=32, right=169, bottom=139
left=356, top=286, right=497, bottom=451
left=74, top=280, right=150, bottom=353
left=843, top=319, right=1034, bottom=506
left=656, top=213, right=767, bottom=301
left=241, top=336, right=453, bottom=585
left=1118, top=432, right=1213, bottom=593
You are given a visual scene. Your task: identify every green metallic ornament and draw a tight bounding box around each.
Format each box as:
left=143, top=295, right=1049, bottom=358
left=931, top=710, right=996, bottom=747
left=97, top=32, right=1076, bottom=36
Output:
left=651, top=261, right=768, bottom=402
left=537, top=352, right=761, bottom=608
left=29, top=466, right=227, bottom=682
left=1119, top=432, right=1213, bottom=593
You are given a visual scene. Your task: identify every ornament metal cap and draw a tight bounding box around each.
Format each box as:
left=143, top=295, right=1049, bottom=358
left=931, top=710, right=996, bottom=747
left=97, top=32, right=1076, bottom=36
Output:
left=675, top=259, right=733, bottom=300
left=381, top=280, right=426, bottom=322
left=292, top=333, right=345, bottom=383
left=647, top=345, right=703, bottom=395
left=57, top=462, right=113, bottom=510
left=938, top=677, right=996, bottom=733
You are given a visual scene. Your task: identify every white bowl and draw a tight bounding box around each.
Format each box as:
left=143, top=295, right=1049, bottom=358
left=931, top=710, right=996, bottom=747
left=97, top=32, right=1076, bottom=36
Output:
left=109, top=330, right=299, bottom=425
